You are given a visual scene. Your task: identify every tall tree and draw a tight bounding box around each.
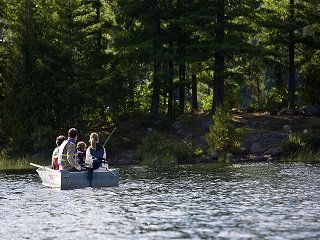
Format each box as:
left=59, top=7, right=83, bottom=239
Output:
left=258, top=0, right=320, bottom=110
left=166, top=0, right=174, bottom=117
left=150, top=0, right=162, bottom=119
left=0, top=0, right=58, bottom=153
left=213, top=0, right=225, bottom=112
left=191, top=73, right=199, bottom=111
left=288, top=0, right=295, bottom=110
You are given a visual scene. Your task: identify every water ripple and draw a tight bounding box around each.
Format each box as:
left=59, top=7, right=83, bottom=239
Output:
left=0, top=163, right=320, bottom=239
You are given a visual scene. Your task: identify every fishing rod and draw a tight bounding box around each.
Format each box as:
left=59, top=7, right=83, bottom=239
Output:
left=103, top=127, right=116, bottom=147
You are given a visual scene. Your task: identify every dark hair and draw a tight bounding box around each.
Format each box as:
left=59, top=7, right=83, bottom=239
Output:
left=77, top=141, right=87, bottom=151
left=68, top=128, right=78, bottom=138
left=56, top=135, right=65, bottom=146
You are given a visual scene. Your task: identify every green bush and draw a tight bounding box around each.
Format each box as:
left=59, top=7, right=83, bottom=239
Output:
left=136, top=132, right=193, bottom=167
left=282, top=132, right=320, bottom=155
left=206, top=107, right=243, bottom=154
left=264, top=87, right=287, bottom=112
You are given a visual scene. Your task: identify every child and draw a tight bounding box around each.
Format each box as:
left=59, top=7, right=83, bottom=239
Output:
left=77, top=141, right=87, bottom=166
left=52, top=135, right=65, bottom=170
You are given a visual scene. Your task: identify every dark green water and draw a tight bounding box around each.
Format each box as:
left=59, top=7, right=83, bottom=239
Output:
left=0, top=162, right=319, bottom=239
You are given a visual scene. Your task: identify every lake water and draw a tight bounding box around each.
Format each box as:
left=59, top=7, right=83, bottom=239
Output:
left=0, top=162, right=320, bottom=239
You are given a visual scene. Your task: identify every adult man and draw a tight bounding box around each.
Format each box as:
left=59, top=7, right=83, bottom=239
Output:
left=58, top=128, right=82, bottom=171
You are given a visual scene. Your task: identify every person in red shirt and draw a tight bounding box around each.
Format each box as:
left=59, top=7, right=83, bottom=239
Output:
left=51, top=135, right=65, bottom=170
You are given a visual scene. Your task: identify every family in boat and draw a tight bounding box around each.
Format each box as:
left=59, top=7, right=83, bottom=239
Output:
left=51, top=128, right=108, bottom=172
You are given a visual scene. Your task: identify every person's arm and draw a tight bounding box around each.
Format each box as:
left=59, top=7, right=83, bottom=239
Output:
left=66, top=143, right=81, bottom=170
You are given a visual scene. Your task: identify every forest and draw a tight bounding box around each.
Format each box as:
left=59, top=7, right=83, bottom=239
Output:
left=0, top=0, right=319, bottom=157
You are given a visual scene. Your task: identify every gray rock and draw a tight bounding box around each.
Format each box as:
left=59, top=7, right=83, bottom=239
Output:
left=283, top=124, right=292, bottom=134
left=210, top=152, right=219, bottom=160
left=172, top=121, right=183, bottom=131
left=184, top=133, right=193, bottom=141
left=264, top=147, right=282, bottom=156
left=250, top=142, right=265, bottom=154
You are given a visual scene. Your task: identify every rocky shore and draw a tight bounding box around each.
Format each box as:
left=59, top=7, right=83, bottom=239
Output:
left=108, top=111, right=319, bottom=166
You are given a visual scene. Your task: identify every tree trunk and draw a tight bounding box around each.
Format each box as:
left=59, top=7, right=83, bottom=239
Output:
left=167, top=0, right=174, bottom=117
left=179, top=62, right=185, bottom=114
left=212, top=0, right=225, bottom=113
left=191, top=73, right=198, bottom=111
left=176, top=0, right=185, bottom=115
left=288, top=0, right=295, bottom=110
left=150, top=0, right=161, bottom=120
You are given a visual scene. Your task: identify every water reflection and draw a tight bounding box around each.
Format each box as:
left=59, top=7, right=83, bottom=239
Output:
left=0, top=163, right=320, bottom=239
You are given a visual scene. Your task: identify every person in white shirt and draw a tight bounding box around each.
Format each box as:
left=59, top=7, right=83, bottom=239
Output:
left=85, top=132, right=107, bottom=170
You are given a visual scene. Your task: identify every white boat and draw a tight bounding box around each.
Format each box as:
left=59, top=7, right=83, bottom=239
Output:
left=30, top=163, right=119, bottom=190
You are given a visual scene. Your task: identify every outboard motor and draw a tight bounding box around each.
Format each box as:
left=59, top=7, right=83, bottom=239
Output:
left=100, top=159, right=109, bottom=169
left=92, top=159, right=101, bottom=170
left=91, top=158, right=108, bottom=170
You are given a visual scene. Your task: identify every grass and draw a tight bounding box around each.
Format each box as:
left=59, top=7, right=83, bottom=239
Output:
left=282, top=149, right=320, bottom=164
left=0, top=156, right=51, bottom=171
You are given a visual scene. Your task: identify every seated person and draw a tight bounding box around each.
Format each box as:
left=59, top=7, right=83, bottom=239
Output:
left=85, top=132, right=108, bottom=170
left=76, top=141, right=87, bottom=166
left=51, top=135, right=65, bottom=170
left=58, top=128, right=82, bottom=172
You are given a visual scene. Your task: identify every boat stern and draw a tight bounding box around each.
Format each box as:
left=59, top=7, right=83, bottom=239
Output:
left=36, top=168, right=61, bottom=188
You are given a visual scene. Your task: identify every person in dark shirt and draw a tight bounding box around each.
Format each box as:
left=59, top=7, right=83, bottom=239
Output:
left=76, top=141, right=87, bottom=166
left=85, top=132, right=107, bottom=169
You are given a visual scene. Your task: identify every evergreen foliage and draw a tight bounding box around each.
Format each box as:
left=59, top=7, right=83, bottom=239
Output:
left=0, top=0, right=319, bottom=156
left=299, top=50, right=320, bottom=105
left=206, top=107, right=242, bottom=153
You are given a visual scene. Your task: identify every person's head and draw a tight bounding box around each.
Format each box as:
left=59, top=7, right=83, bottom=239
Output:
left=77, top=141, right=87, bottom=151
left=56, top=135, right=65, bottom=147
left=89, top=132, right=99, bottom=144
left=68, top=128, right=78, bottom=139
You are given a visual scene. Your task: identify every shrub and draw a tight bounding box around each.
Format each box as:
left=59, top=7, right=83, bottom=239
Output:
left=282, top=132, right=320, bottom=155
left=136, top=132, right=193, bottom=167
left=206, top=107, right=243, bottom=154
left=264, top=87, right=287, bottom=112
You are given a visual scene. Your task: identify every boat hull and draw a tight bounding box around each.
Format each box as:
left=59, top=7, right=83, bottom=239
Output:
left=36, top=167, right=119, bottom=190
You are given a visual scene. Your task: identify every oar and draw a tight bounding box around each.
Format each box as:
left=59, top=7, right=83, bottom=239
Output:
left=30, top=163, right=53, bottom=171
